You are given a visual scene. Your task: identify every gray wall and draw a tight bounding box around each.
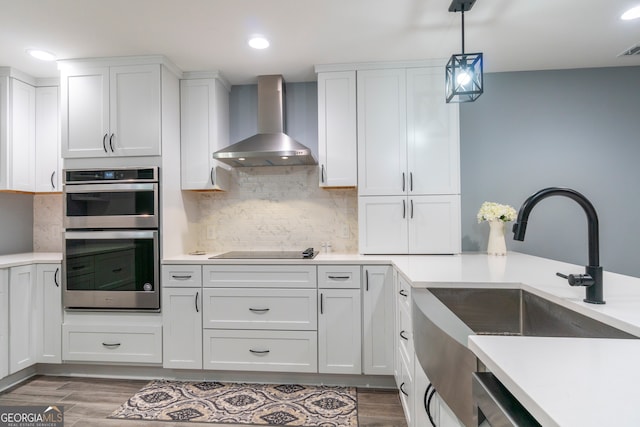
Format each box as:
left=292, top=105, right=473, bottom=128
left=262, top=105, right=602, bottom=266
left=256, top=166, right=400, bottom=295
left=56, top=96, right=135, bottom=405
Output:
left=229, top=82, right=318, bottom=159
left=460, top=66, right=640, bottom=277
left=0, top=193, right=33, bottom=255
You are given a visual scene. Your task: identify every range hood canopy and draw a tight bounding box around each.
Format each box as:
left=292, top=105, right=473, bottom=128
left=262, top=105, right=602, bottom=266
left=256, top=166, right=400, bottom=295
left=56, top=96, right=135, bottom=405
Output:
left=212, top=75, right=317, bottom=167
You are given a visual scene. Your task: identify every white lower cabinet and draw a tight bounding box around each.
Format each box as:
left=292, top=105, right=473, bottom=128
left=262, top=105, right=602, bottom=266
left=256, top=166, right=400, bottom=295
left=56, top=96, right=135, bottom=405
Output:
left=362, top=265, right=394, bottom=375
left=36, top=264, right=62, bottom=363
left=161, top=265, right=203, bottom=369
left=0, top=269, right=8, bottom=379
left=318, top=265, right=362, bottom=374
left=62, top=312, right=162, bottom=364
left=203, top=329, right=317, bottom=373
left=8, top=265, right=37, bottom=374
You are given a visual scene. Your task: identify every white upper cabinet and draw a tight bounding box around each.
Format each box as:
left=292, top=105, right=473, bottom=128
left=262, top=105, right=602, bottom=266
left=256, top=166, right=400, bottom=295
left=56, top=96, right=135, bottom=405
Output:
left=357, top=69, right=407, bottom=196
left=406, top=68, right=460, bottom=195
left=317, top=71, right=357, bottom=187
left=0, top=75, right=36, bottom=192
left=35, top=86, right=61, bottom=192
left=180, top=76, right=231, bottom=191
left=61, top=63, right=161, bottom=158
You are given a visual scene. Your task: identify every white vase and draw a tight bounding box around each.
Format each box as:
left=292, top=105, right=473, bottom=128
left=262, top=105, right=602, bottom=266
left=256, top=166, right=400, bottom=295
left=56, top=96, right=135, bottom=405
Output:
left=487, top=220, right=507, bottom=256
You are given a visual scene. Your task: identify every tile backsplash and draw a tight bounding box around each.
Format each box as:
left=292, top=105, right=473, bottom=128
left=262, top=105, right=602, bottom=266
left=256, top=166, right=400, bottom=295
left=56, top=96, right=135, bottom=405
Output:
left=33, top=194, right=63, bottom=252
left=196, top=165, right=358, bottom=253
left=32, top=166, right=359, bottom=254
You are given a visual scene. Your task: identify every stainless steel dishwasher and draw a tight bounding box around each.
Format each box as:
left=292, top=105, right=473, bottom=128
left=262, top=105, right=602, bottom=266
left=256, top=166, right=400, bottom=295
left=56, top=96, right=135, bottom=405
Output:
left=472, top=372, right=541, bottom=427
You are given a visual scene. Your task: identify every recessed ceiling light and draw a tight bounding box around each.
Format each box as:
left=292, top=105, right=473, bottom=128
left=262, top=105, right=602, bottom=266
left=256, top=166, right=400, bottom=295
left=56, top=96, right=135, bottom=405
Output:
left=248, top=36, right=270, bottom=50
left=26, top=48, right=57, bottom=61
left=621, top=5, right=640, bottom=20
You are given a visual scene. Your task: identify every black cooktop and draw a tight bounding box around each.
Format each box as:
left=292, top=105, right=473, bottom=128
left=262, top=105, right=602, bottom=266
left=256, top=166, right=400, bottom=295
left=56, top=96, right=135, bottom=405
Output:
left=209, top=248, right=317, bottom=260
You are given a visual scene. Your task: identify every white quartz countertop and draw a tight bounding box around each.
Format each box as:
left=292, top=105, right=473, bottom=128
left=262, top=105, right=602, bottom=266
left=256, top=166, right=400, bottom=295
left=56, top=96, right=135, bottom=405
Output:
left=0, top=252, right=62, bottom=268
left=469, top=335, right=640, bottom=427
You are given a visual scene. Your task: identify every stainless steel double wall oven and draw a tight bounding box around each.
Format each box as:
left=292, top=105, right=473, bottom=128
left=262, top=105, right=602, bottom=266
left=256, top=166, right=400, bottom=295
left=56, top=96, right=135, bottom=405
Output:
left=63, top=167, right=160, bottom=310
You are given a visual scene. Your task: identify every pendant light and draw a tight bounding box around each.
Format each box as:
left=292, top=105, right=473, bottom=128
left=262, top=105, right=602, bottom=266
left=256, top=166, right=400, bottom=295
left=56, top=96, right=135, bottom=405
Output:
left=445, top=0, right=483, bottom=103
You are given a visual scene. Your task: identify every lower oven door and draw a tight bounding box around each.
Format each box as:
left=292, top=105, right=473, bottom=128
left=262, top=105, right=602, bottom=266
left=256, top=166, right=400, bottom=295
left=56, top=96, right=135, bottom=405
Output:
left=63, top=230, right=160, bottom=310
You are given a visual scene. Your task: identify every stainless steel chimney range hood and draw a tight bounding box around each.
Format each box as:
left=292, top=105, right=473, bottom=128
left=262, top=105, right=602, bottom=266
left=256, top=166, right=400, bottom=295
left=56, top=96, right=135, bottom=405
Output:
left=212, top=75, right=317, bottom=167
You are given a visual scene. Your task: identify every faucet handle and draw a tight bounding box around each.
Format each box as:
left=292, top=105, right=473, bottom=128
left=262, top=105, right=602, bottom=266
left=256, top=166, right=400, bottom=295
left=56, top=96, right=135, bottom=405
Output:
left=556, top=272, right=595, bottom=287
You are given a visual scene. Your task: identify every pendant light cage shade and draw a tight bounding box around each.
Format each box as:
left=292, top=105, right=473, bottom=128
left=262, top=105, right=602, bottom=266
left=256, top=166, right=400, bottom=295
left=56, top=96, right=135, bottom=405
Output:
left=445, top=52, right=483, bottom=103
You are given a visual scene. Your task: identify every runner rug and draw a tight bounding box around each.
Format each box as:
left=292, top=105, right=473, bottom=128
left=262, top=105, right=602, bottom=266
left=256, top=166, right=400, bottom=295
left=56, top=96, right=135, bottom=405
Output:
left=109, top=379, right=358, bottom=426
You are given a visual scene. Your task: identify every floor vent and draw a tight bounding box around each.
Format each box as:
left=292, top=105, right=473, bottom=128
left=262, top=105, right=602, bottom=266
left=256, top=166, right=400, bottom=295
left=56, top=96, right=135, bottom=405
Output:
left=618, top=43, right=640, bottom=56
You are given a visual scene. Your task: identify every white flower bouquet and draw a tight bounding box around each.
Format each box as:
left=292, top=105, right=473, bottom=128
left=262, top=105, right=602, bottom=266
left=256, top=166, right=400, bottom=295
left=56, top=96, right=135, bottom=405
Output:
left=477, top=201, right=517, bottom=223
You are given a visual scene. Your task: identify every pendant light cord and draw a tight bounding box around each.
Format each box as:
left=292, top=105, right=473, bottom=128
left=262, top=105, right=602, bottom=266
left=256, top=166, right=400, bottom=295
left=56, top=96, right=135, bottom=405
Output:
left=461, top=9, right=465, bottom=54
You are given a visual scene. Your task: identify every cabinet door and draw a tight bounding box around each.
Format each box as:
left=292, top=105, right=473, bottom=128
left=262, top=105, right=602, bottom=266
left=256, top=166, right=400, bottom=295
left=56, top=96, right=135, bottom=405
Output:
left=162, top=287, right=202, bottom=369
left=408, top=195, right=461, bottom=254
left=35, top=86, right=61, bottom=192
left=36, top=264, right=62, bottom=363
left=10, top=78, right=36, bottom=191
left=180, top=78, right=230, bottom=190
left=61, top=67, right=110, bottom=158
left=362, top=265, right=394, bottom=375
left=109, top=65, right=161, bottom=156
left=358, top=196, right=408, bottom=254
left=9, top=264, right=36, bottom=374
left=318, top=288, right=361, bottom=374
left=317, top=71, right=357, bottom=187
left=414, top=357, right=439, bottom=427
left=0, top=270, right=8, bottom=379
left=357, top=69, right=407, bottom=196
left=407, top=68, right=460, bottom=195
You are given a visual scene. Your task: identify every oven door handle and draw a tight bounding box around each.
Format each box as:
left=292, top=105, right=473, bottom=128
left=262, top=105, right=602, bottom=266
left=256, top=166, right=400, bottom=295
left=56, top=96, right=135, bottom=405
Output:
left=64, top=183, right=157, bottom=193
left=65, top=230, right=158, bottom=240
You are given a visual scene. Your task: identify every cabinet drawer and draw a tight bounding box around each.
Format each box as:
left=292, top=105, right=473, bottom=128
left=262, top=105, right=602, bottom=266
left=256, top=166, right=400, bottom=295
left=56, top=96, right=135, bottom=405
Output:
left=162, top=265, right=202, bottom=287
left=203, top=329, right=317, bottom=373
left=62, top=324, right=162, bottom=364
left=398, top=303, right=414, bottom=367
left=397, top=275, right=412, bottom=313
left=202, top=288, right=317, bottom=330
left=203, top=265, right=316, bottom=288
left=318, top=265, right=361, bottom=289
left=66, top=255, right=94, bottom=277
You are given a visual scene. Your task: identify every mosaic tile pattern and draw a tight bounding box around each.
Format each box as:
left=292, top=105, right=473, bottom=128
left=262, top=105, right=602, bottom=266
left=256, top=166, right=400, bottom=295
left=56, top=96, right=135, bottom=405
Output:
left=109, top=380, right=358, bottom=426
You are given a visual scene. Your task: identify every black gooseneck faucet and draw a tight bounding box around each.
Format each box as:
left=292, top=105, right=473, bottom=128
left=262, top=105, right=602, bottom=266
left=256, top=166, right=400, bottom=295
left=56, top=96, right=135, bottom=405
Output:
left=512, top=187, right=605, bottom=304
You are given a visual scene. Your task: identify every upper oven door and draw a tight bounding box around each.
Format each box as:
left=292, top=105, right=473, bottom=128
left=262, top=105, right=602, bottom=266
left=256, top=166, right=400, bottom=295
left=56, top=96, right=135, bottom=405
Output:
left=64, top=183, right=158, bottom=229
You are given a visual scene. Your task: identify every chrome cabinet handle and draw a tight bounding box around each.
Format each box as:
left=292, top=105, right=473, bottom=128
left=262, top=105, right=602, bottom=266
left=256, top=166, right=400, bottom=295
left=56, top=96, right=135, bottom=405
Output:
left=109, top=133, right=115, bottom=152
left=171, top=275, right=192, bottom=280
left=400, top=330, right=409, bottom=341
left=321, top=164, right=325, bottom=183
left=102, top=342, right=121, bottom=348
left=410, top=172, right=413, bottom=192
left=400, top=382, right=409, bottom=397
left=410, top=199, right=414, bottom=219
left=210, top=167, right=215, bottom=186
left=102, top=133, right=108, bottom=153
left=402, top=200, right=406, bottom=219
left=402, top=172, right=405, bottom=192
left=54, top=267, right=60, bottom=287
left=327, top=275, right=350, bottom=280
left=249, top=349, right=270, bottom=355
left=195, top=291, right=199, bottom=313
left=399, top=289, right=407, bottom=297
left=249, top=308, right=270, bottom=313
left=50, top=171, right=56, bottom=190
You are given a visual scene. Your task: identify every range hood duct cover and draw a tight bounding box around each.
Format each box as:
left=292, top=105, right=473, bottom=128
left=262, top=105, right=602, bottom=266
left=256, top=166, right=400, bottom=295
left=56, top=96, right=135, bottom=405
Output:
left=212, top=75, right=317, bottom=167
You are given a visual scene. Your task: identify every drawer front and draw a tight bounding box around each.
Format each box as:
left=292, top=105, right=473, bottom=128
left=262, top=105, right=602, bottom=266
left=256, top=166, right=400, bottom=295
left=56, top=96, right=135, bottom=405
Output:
left=318, top=265, right=361, bottom=289
left=203, top=265, right=317, bottom=288
left=67, top=255, right=94, bottom=277
left=397, top=275, right=412, bottom=313
left=398, top=303, right=414, bottom=368
left=203, top=288, right=317, bottom=330
left=62, top=324, right=162, bottom=364
left=162, top=265, right=202, bottom=287
left=203, top=329, right=317, bottom=373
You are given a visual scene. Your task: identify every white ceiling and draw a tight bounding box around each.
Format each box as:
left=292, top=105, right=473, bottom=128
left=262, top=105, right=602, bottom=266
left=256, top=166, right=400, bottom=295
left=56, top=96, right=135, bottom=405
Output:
left=2, top=0, right=640, bottom=85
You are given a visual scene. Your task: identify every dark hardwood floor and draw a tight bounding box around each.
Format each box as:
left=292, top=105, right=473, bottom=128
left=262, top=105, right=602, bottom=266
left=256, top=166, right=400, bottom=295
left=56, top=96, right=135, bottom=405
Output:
left=0, top=375, right=407, bottom=427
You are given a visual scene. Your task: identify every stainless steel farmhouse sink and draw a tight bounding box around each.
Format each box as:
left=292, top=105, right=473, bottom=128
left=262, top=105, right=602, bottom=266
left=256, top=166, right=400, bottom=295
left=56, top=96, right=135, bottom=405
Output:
left=412, top=287, right=637, bottom=427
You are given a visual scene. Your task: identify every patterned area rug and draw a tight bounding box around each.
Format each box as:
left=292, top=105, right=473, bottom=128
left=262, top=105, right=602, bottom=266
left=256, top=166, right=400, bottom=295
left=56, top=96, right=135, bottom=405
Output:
left=109, top=380, right=358, bottom=426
